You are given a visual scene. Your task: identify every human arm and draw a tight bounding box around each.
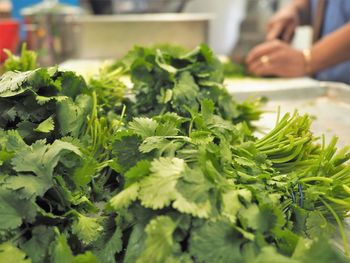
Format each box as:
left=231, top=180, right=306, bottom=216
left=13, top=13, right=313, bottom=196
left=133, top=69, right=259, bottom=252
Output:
left=307, top=22, right=350, bottom=74
left=246, top=22, right=350, bottom=78
left=267, top=0, right=311, bottom=42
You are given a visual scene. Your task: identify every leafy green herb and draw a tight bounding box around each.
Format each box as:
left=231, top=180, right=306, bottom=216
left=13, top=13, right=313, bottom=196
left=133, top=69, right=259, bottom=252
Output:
left=4, top=43, right=38, bottom=72
left=0, top=44, right=350, bottom=263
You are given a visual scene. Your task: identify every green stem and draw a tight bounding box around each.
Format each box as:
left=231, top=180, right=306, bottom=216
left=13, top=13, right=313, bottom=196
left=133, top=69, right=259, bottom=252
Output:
left=300, top=177, right=333, bottom=184
left=320, top=198, right=349, bottom=256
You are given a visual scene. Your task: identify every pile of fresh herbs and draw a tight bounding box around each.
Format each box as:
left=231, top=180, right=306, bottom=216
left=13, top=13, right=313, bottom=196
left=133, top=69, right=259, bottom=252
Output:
left=1, top=44, right=350, bottom=263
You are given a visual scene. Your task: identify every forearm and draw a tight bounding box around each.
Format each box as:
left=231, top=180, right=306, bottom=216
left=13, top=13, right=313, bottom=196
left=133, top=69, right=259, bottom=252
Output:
left=309, top=23, right=350, bottom=74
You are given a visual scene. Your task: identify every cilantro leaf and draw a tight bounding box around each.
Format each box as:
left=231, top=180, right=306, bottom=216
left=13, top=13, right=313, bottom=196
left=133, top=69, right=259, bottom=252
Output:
left=189, top=220, right=244, bottom=263
left=94, top=228, right=122, bottom=263
left=72, top=213, right=104, bottom=246
left=0, top=242, right=31, bottom=263
left=253, top=246, right=299, bottom=263
left=34, top=116, right=55, bottom=133
left=108, top=183, right=140, bottom=211
left=173, top=167, right=213, bottom=218
left=57, top=95, right=92, bottom=138
left=128, top=117, right=158, bottom=138
left=21, top=226, right=56, bottom=263
left=0, top=188, right=37, bottom=238
left=11, top=139, right=81, bottom=179
left=49, top=231, right=75, bottom=263
left=137, top=216, right=177, bottom=263
left=138, top=157, right=185, bottom=209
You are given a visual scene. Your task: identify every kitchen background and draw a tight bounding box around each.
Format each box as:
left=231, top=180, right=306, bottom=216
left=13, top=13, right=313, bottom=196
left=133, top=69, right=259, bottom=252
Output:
left=9, top=0, right=308, bottom=58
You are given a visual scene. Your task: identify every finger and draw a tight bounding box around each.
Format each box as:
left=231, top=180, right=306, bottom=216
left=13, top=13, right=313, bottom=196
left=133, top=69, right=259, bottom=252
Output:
left=246, top=40, right=282, bottom=65
left=248, top=57, right=270, bottom=75
left=282, top=24, right=295, bottom=42
left=248, top=56, right=271, bottom=73
left=255, top=67, right=275, bottom=77
left=249, top=63, right=273, bottom=77
left=247, top=60, right=260, bottom=74
left=248, top=52, right=283, bottom=76
left=266, top=23, right=284, bottom=41
left=253, top=63, right=280, bottom=77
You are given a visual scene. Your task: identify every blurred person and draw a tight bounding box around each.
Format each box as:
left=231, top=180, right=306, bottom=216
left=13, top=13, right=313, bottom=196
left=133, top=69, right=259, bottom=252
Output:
left=246, top=0, right=350, bottom=84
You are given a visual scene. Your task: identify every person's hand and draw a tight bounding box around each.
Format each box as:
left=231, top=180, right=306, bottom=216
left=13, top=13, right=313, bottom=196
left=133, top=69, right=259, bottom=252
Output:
left=246, top=40, right=307, bottom=78
left=267, top=5, right=300, bottom=42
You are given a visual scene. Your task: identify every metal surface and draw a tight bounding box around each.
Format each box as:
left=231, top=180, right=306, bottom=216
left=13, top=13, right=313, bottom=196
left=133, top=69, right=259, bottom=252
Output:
left=67, top=14, right=211, bottom=60
left=86, top=0, right=190, bottom=15
left=112, top=0, right=190, bottom=14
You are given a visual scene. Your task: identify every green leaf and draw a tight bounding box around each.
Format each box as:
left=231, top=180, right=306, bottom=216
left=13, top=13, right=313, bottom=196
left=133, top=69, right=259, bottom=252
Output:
left=58, top=71, right=89, bottom=99
left=253, top=246, right=300, bottom=263
left=11, top=139, right=81, bottom=179
left=0, top=243, right=31, bottom=263
left=0, top=188, right=37, bottom=238
left=173, top=167, right=212, bottom=218
left=50, top=230, right=100, bottom=263
left=21, top=226, right=56, bottom=263
left=155, top=49, right=178, bottom=74
left=73, top=252, right=99, bottom=263
left=156, top=88, right=173, bottom=104
left=139, top=136, right=178, bottom=154
left=155, top=121, right=179, bottom=136
left=94, top=228, right=122, bottom=263
left=172, top=72, right=199, bottom=109
left=273, top=228, right=300, bottom=256
left=138, top=157, right=185, bottom=209
left=189, top=220, right=244, bottom=263
left=306, top=211, right=336, bottom=238
left=129, top=118, right=158, bottom=138
left=240, top=198, right=286, bottom=234
left=124, top=224, right=147, bottom=263
left=238, top=204, right=261, bottom=230
left=137, top=216, right=177, bottom=263
left=222, top=189, right=251, bottom=223
left=108, top=183, right=140, bottom=211
left=4, top=43, right=38, bottom=72
left=200, top=99, right=215, bottom=120
left=72, top=214, right=104, bottom=246
left=3, top=174, right=50, bottom=199
left=0, top=69, right=48, bottom=97
left=34, top=116, right=54, bottom=133
left=189, top=131, right=214, bottom=145
left=57, top=95, right=92, bottom=137
left=35, top=95, right=68, bottom=105
left=125, top=160, right=151, bottom=186
left=112, top=133, right=144, bottom=172
left=72, top=157, right=99, bottom=188
left=295, top=238, right=350, bottom=263
left=49, top=231, right=74, bottom=263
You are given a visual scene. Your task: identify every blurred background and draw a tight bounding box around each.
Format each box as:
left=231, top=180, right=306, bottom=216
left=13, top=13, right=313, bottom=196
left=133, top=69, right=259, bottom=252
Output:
left=0, top=0, right=312, bottom=65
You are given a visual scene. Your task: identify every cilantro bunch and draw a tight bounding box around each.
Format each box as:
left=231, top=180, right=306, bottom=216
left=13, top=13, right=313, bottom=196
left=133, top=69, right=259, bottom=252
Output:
left=109, top=105, right=350, bottom=263
left=116, top=44, right=263, bottom=125
left=0, top=44, right=350, bottom=263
